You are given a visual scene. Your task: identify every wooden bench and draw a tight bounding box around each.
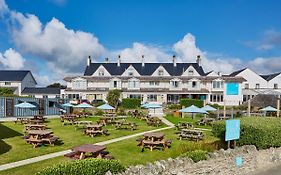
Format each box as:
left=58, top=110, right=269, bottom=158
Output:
left=24, top=138, right=43, bottom=148
left=64, top=151, right=79, bottom=159
left=42, top=136, right=59, bottom=146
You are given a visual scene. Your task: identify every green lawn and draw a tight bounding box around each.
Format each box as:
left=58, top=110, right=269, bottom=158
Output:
left=0, top=128, right=220, bottom=175
left=0, top=116, right=163, bottom=165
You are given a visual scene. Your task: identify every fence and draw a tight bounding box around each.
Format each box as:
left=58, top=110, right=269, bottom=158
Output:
left=0, top=97, right=68, bottom=118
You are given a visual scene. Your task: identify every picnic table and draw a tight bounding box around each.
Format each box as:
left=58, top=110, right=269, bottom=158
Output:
left=84, top=124, right=109, bottom=137
left=14, top=117, right=30, bottom=124
left=115, top=121, right=137, bottom=130
left=74, top=121, right=93, bottom=130
left=64, top=144, right=113, bottom=159
left=137, top=132, right=172, bottom=151
left=146, top=117, right=162, bottom=127
left=33, top=115, right=46, bottom=121
left=197, top=118, right=216, bottom=126
left=175, top=122, right=193, bottom=130
left=24, top=130, right=59, bottom=148
left=24, top=124, right=47, bottom=132
left=178, top=129, right=204, bottom=141
left=61, top=115, right=78, bottom=125
left=28, top=119, right=44, bottom=124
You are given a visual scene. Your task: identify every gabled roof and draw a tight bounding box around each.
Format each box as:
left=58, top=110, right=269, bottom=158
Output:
left=22, top=87, right=61, bottom=94
left=260, top=72, right=281, bottom=81
left=229, top=68, right=247, bottom=76
left=84, top=63, right=205, bottom=76
left=0, top=70, right=35, bottom=82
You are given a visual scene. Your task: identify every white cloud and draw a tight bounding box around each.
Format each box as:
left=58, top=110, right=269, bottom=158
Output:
left=247, top=57, right=281, bottom=74
left=112, top=42, right=170, bottom=63
left=0, top=48, right=25, bottom=69
left=0, top=0, right=8, bottom=17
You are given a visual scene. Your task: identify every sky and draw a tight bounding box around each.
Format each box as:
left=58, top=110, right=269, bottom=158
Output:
left=0, top=0, right=281, bottom=86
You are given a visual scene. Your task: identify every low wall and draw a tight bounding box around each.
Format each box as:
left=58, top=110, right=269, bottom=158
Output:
left=108, top=145, right=281, bottom=175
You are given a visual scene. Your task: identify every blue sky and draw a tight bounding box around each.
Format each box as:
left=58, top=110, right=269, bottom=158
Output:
left=0, top=0, right=281, bottom=85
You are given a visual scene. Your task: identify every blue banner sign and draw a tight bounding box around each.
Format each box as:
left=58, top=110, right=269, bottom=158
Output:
left=226, top=83, right=239, bottom=95
left=225, top=119, right=240, bottom=141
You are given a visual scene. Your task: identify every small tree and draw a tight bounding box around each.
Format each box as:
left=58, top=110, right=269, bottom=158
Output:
left=106, top=89, right=121, bottom=108
left=0, top=87, right=13, bottom=96
left=47, top=83, right=66, bottom=89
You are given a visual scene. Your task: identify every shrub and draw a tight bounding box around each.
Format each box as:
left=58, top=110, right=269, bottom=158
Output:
left=94, top=109, right=104, bottom=116
left=117, top=108, right=126, bottom=116
left=167, top=104, right=181, bottom=109
left=212, top=117, right=281, bottom=149
left=181, top=150, right=208, bottom=162
left=36, top=158, right=125, bottom=175
left=178, top=141, right=222, bottom=154
left=180, top=99, right=203, bottom=108
left=121, top=98, right=141, bottom=109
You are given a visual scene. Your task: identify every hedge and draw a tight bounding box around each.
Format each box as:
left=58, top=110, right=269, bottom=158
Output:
left=212, top=117, right=281, bottom=149
left=121, top=98, right=141, bottom=109
left=180, top=98, right=203, bottom=108
left=181, top=150, right=208, bottom=162
left=36, top=158, right=125, bottom=175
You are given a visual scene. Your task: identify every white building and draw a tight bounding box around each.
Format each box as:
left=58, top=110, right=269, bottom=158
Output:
left=229, top=68, right=281, bottom=101
left=0, top=70, right=37, bottom=95
left=62, top=56, right=245, bottom=106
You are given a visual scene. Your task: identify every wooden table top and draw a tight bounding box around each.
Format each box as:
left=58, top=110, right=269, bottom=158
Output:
left=24, top=124, right=46, bottom=127
left=86, top=124, right=103, bottom=128
left=28, top=130, right=53, bottom=135
left=72, top=144, right=106, bottom=153
left=144, top=132, right=164, bottom=138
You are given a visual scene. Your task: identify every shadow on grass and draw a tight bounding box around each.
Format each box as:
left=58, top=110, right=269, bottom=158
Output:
left=0, top=123, right=22, bottom=155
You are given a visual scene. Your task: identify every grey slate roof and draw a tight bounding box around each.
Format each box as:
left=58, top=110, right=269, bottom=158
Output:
left=260, top=72, right=281, bottom=81
left=229, top=68, right=247, bottom=76
left=22, top=87, right=61, bottom=94
left=0, top=70, right=31, bottom=81
left=84, top=63, right=205, bottom=76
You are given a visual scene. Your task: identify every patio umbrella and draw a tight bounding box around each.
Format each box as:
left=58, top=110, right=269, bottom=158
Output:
left=179, top=105, right=208, bottom=119
left=15, top=102, right=36, bottom=116
left=61, top=102, right=74, bottom=107
left=201, top=105, right=217, bottom=112
left=260, top=106, right=278, bottom=112
left=97, top=103, right=115, bottom=110
left=143, top=103, right=162, bottom=114
left=74, top=102, right=93, bottom=108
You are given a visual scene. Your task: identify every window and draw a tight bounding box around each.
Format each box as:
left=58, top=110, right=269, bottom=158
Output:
left=113, top=81, right=117, bottom=88
left=98, top=69, right=104, bottom=76
left=188, top=70, right=194, bottom=76
left=274, top=84, right=278, bottom=89
left=149, top=81, right=159, bottom=86
left=48, top=101, right=55, bottom=108
left=255, top=83, right=260, bottom=89
left=128, top=71, right=134, bottom=76
left=210, top=94, right=224, bottom=102
left=158, top=69, right=164, bottom=76
left=72, top=79, right=87, bottom=90
left=129, top=94, right=141, bottom=99
left=147, top=94, right=157, bottom=102
left=43, top=95, right=48, bottom=98
left=192, top=81, right=197, bottom=88
left=245, top=83, right=249, bottom=89
left=171, top=81, right=179, bottom=88
left=128, top=80, right=139, bottom=88
left=212, top=81, right=223, bottom=89
left=4, top=82, right=11, bottom=85
left=128, top=68, right=134, bottom=76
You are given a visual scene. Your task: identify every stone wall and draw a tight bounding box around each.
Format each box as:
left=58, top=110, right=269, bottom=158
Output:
left=108, top=145, right=281, bottom=175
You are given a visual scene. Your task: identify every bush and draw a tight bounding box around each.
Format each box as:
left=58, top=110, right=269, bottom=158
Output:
left=212, top=117, right=281, bottom=149
left=181, top=150, right=208, bottom=162
left=178, top=141, right=222, bottom=154
left=180, top=99, right=203, bottom=108
left=167, top=104, right=181, bottom=109
left=94, top=109, right=104, bottom=116
left=121, top=98, right=141, bottom=109
left=117, top=108, right=126, bottom=116
left=36, top=158, right=125, bottom=175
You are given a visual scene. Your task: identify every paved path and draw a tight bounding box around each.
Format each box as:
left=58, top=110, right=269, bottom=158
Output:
left=0, top=126, right=174, bottom=171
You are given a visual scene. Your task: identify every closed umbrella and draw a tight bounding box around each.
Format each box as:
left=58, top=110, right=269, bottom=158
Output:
left=15, top=102, right=36, bottom=116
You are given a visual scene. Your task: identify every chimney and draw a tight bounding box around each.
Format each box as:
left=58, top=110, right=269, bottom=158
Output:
left=196, top=55, right=201, bottom=66
left=104, top=58, right=109, bottom=63
left=87, top=55, right=91, bottom=66
left=173, top=55, right=177, bottom=67
left=141, top=55, right=145, bottom=67
left=117, top=55, right=121, bottom=67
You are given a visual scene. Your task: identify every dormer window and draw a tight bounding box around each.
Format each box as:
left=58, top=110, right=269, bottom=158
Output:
left=99, top=69, right=105, bottom=76
left=158, top=69, right=164, bottom=76
left=274, top=84, right=278, bottom=89
left=188, top=70, right=194, bottom=76
left=128, top=68, right=134, bottom=76
left=171, top=81, right=179, bottom=88
left=192, top=81, right=197, bottom=88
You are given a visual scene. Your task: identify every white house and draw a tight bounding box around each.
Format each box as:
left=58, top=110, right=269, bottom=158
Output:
left=62, top=56, right=245, bottom=106
left=0, top=70, right=37, bottom=95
